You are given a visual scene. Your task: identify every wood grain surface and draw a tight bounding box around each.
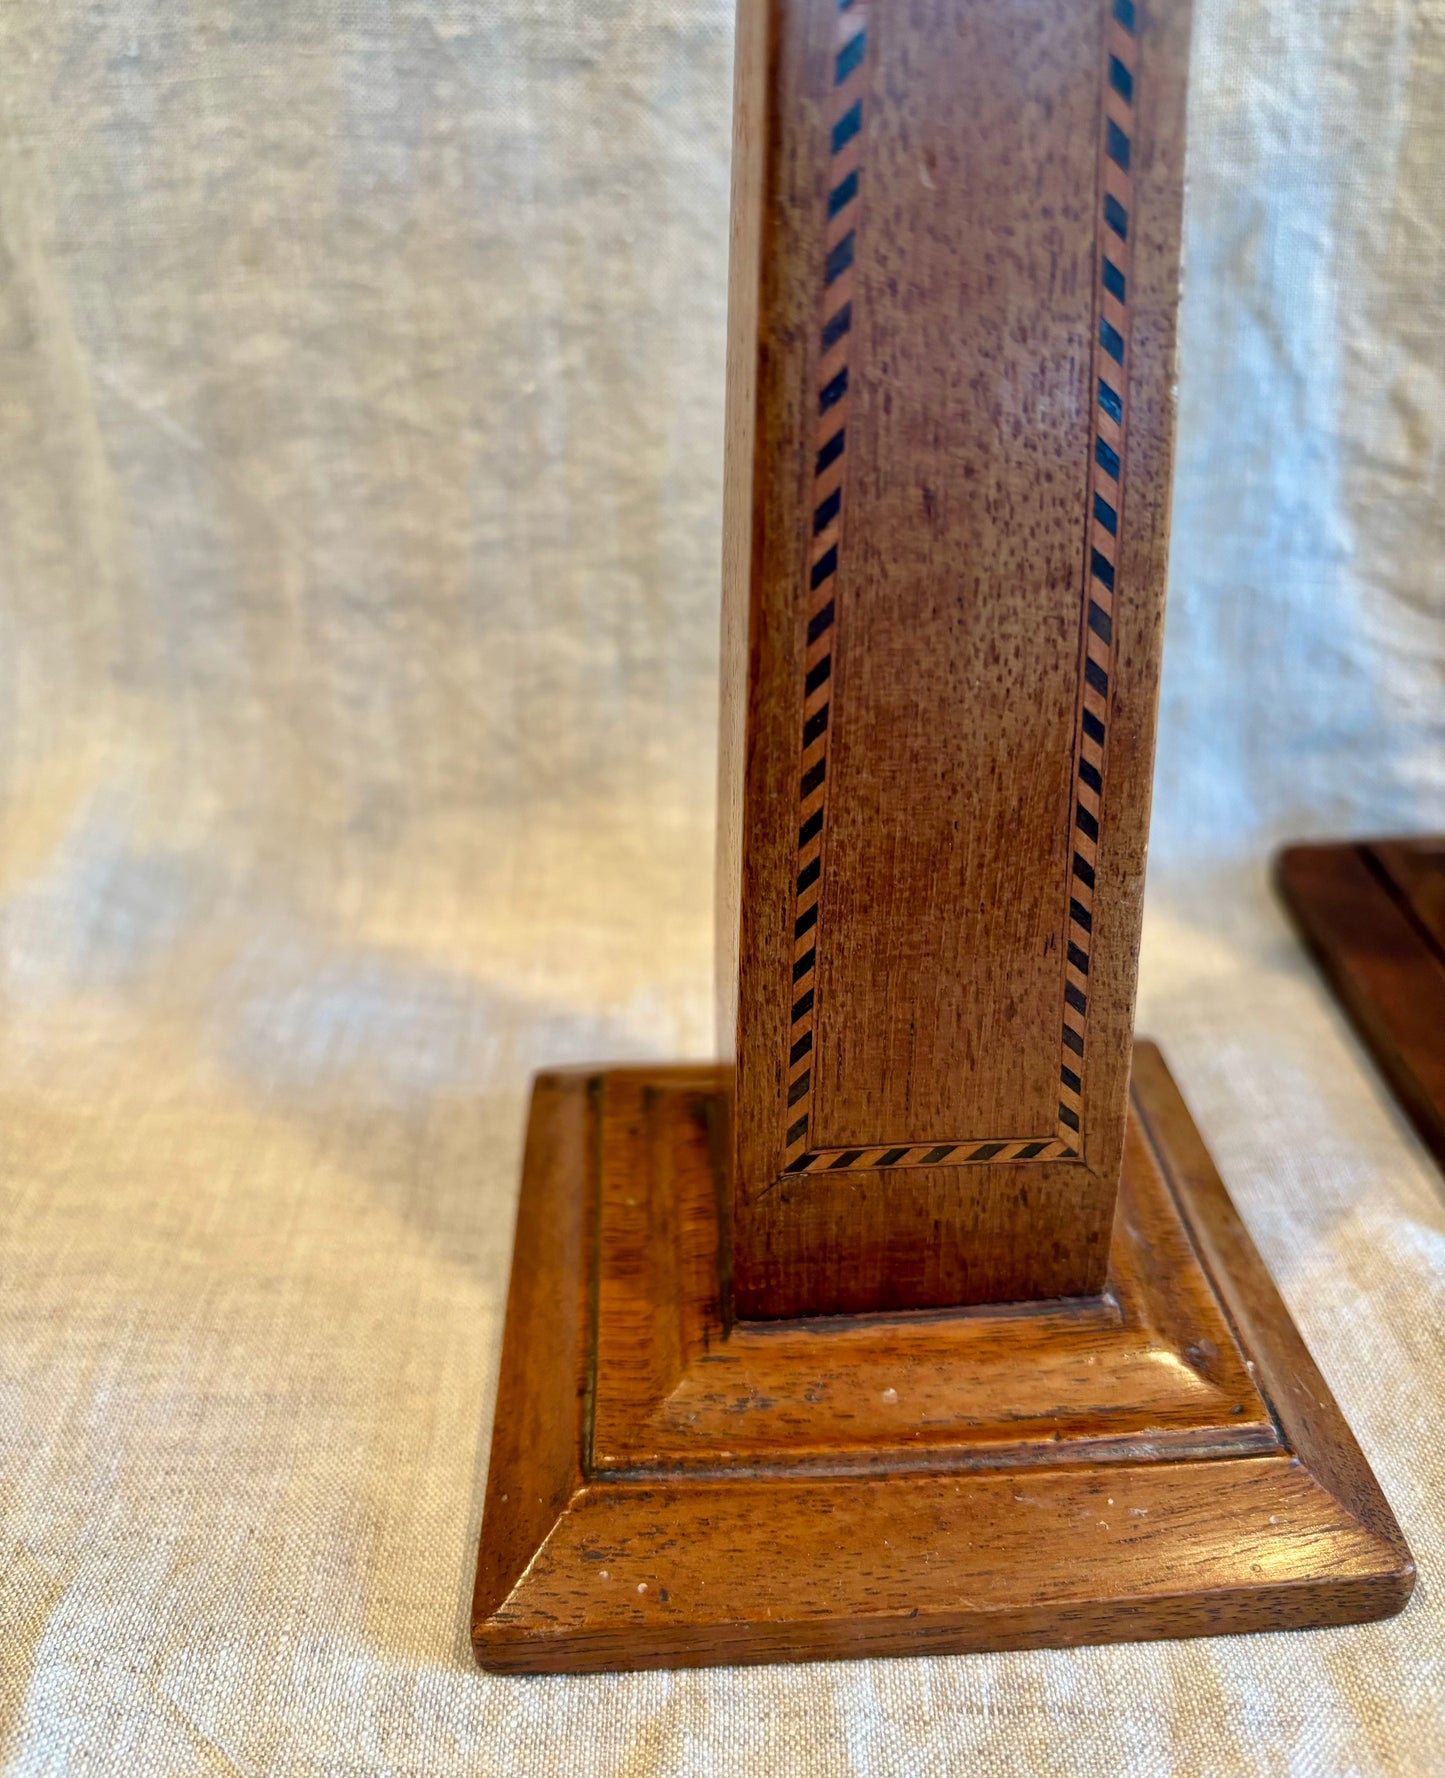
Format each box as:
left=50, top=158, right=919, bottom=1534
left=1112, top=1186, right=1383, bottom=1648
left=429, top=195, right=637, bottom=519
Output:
left=716, top=0, right=1193, bottom=1316
left=1278, top=838, right=1445, bottom=1171
left=471, top=1051, right=1415, bottom=1673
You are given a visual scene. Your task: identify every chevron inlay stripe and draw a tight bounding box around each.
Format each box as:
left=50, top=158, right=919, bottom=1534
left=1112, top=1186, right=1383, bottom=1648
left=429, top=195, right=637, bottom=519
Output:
left=1053, top=0, right=1138, bottom=1154
left=787, top=1136, right=1081, bottom=1176
left=782, top=0, right=867, bottom=1174
left=781, top=0, right=1137, bottom=1177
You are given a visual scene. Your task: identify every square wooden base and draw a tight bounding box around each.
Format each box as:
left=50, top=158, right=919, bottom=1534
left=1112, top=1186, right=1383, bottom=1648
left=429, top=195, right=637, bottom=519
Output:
left=1278, top=838, right=1445, bottom=1171
left=471, top=1043, right=1413, bottom=1673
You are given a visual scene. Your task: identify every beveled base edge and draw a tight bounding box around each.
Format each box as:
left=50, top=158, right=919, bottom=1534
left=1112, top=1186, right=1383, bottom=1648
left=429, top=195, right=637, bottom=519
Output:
left=470, top=1043, right=1415, bottom=1674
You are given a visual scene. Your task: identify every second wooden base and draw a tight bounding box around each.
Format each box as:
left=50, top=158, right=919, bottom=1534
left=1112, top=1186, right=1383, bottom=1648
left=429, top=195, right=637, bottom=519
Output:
left=1278, top=838, right=1445, bottom=1171
left=472, top=1044, right=1414, bottom=1673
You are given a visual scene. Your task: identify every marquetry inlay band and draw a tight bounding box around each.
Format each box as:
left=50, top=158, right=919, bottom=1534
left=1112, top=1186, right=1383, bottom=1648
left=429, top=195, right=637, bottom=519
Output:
left=781, top=0, right=1138, bottom=1177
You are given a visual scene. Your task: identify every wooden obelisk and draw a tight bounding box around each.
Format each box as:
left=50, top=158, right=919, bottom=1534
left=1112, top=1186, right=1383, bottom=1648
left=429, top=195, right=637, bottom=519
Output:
left=717, top=0, right=1177, bottom=1318
left=472, top=0, right=1413, bottom=1672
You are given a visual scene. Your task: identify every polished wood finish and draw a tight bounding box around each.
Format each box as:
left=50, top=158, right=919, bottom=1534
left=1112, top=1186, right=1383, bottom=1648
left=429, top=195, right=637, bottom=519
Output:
left=1373, top=837, right=1445, bottom=957
left=472, top=1048, right=1414, bottom=1673
left=473, top=0, right=1417, bottom=1672
left=1278, top=838, right=1445, bottom=1169
left=589, top=1067, right=1276, bottom=1475
left=716, top=0, right=1193, bottom=1317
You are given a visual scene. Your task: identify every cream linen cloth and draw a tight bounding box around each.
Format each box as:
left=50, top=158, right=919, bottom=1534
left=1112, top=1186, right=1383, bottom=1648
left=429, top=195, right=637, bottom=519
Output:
left=1, top=3, right=1443, bottom=1773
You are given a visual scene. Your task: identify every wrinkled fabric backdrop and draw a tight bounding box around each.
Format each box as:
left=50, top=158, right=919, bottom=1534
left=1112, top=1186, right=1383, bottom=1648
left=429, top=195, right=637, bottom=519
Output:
left=1, top=2, right=1443, bottom=1774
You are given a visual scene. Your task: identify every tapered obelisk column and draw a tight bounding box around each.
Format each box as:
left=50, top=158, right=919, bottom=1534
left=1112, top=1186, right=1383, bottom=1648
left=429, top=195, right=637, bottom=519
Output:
left=717, top=0, right=1185, bottom=1316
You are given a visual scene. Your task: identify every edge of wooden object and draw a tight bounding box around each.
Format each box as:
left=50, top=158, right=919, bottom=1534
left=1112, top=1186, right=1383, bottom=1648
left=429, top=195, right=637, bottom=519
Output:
left=1277, top=839, right=1445, bottom=1168
left=1129, top=1041, right=1414, bottom=1559
left=470, top=1051, right=1415, bottom=1674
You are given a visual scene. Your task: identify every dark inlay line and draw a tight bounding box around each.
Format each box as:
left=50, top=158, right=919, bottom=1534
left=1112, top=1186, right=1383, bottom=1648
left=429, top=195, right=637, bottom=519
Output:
left=831, top=100, right=862, bottom=152
left=1109, top=56, right=1133, bottom=103
left=1090, top=548, right=1116, bottom=591
left=1082, top=708, right=1106, bottom=745
left=819, top=368, right=849, bottom=414
left=1098, top=379, right=1123, bottom=424
left=1094, top=493, right=1118, bottom=535
left=877, top=1147, right=909, bottom=1168
left=1063, top=1025, right=1085, bottom=1057
left=828, top=172, right=858, bottom=220
left=829, top=1148, right=865, bottom=1169
left=821, top=303, right=852, bottom=352
left=1016, top=1141, right=1047, bottom=1160
left=810, top=546, right=838, bottom=590
left=795, top=904, right=818, bottom=938
left=792, top=988, right=815, bottom=1022
left=808, top=600, right=835, bottom=644
left=801, top=759, right=826, bottom=797
left=788, top=1071, right=811, bottom=1106
left=787, top=1115, right=809, bottom=1146
left=1085, top=658, right=1110, bottom=696
left=1104, top=193, right=1129, bottom=240
left=1100, top=318, right=1125, bottom=364
left=1080, top=758, right=1103, bottom=794
left=813, top=488, right=841, bottom=535
left=1114, top=0, right=1137, bottom=29
left=1068, top=940, right=1090, bottom=974
left=1066, top=982, right=1088, bottom=1015
left=790, top=1032, right=813, bottom=1065
left=798, top=808, right=823, bottom=847
left=1088, top=601, right=1113, bottom=644
left=805, top=654, right=833, bottom=696
left=793, top=948, right=816, bottom=984
left=835, top=31, right=866, bottom=84
left=1096, top=437, right=1120, bottom=479
left=1061, top=1066, right=1082, bottom=1095
left=1073, top=853, right=1096, bottom=891
left=968, top=1142, right=1004, bottom=1162
left=1076, top=803, right=1100, bottom=843
left=825, top=231, right=855, bottom=285
left=1107, top=120, right=1131, bottom=172
left=803, top=704, right=830, bottom=746
left=816, top=429, right=845, bottom=474
left=1059, top=1103, right=1081, bottom=1132
left=797, top=857, right=821, bottom=894
left=1070, top=899, right=1094, bottom=935
left=920, top=1145, right=957, bottom=1165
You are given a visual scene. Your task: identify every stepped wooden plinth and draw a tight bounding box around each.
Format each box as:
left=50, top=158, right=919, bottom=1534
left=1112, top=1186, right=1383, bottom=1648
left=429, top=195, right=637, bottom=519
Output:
left=472, top=1045, right=1413, bottom=1672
